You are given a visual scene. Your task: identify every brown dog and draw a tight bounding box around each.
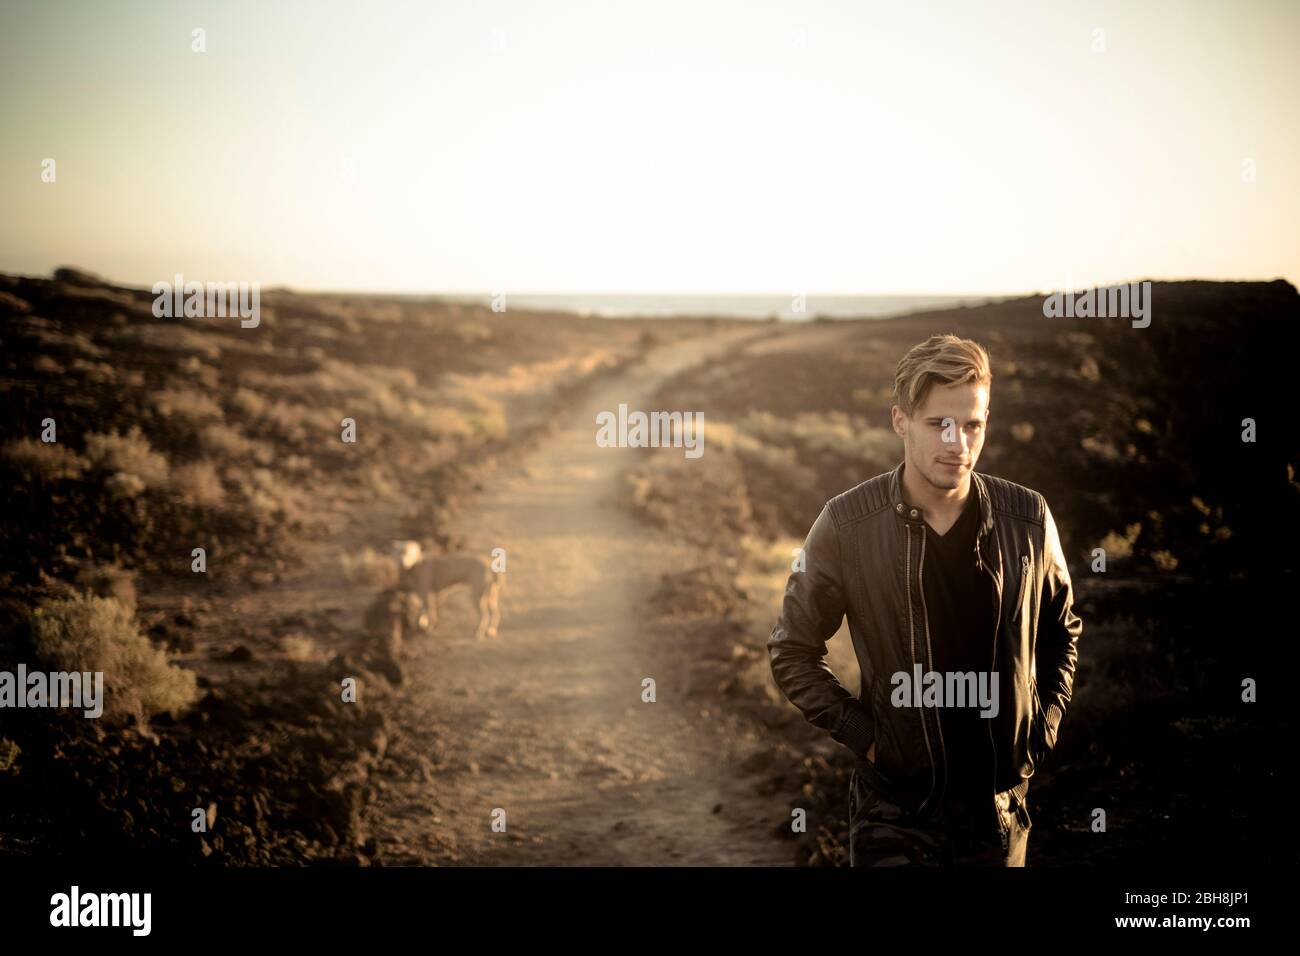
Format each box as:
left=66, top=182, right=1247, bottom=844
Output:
left=360, top=586, right=423, bottom=683
left=390, top=540, right=503, bottom=640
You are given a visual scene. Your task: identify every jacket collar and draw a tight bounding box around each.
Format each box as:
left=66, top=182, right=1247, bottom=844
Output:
left=889, top=460, right=999, bottom=571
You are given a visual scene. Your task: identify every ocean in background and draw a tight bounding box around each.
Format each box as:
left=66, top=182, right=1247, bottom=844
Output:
left=439, top=293, right=1004, bottom=321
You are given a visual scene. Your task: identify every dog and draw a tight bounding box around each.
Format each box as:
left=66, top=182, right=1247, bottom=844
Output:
left=361, top=585, right=425, bottom=671
left=389, top=540, right=503, bottom=640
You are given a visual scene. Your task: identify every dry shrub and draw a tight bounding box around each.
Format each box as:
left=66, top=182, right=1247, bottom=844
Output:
left=1010, top=422, right=1035, bottom=443
left=105, top=472, right=146, bottom=499
left=169, top=461, right=226, bottom=508
left=1081, top=434, right=1123, bottom=463
left=261, top=399, right=325, bottom=444
left=1150, top=549, right=1179, bottom=571
left=70, top=358, right=118, bottom=384
left=178, top=355, right=220, bottom=388
left=1098, top=522, right=1142, bottom=560
left=0, top=289, right=32, bottom=313
left=279, top=633, right=320, bottom=662
left=84, top=427, right=170, bottom=487
left=2, top=438, right=87, bottom=481
left=112, top=324, right=222, bottom=361
left=199, top=422, right=272, bottom=463
left=340, top=546, right=399, bottom=588
left=28, top=327, right=106, bottom=359
left=232, top=467, right=307, bottom=523
left=29, top=593, right=199, bottom=732
left=739, top=410, right=896, bottom=469
left=229, top=387, right=268, bottom=419
left=153, top=387, right=225, bottom=424
left=73, top=562, right=138, bottom=616
left=456, top=390, right=508, bottom=441
left=266, top=358, right=506, bottom=443
left=361, top=464, right=403, bottom=502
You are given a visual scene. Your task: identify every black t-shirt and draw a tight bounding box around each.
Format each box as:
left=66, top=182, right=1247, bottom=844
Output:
left=919, top=489, right=998, bottom=813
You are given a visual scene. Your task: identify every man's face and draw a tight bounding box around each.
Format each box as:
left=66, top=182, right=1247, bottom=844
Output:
left=891, top=380, right=989, bottom=491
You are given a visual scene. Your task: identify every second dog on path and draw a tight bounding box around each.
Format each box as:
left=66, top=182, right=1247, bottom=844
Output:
left=390, top=540, right=503, bottom=641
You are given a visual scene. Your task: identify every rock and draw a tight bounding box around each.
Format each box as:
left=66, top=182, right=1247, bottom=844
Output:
left=53, top=266, right=106, bottom=287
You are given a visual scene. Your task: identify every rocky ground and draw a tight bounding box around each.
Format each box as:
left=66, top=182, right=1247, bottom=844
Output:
left=0, top=266, right=748, bottom=864
left=2, top=271, right=1292, bottom=867
left=625, top=280, right=1297, bottom=865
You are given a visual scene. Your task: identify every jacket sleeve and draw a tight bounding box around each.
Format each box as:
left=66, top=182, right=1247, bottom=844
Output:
left=1032, top=500, right=1083, bottom=762
left=766, top=502, right=875, bottom=759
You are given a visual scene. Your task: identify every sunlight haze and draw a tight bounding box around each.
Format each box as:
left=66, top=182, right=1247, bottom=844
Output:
left=2, top=0, right=1296, bottom=295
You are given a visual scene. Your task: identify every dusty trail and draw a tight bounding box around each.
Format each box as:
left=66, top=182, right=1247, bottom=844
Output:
left=371, top=326, right=795, bottom=865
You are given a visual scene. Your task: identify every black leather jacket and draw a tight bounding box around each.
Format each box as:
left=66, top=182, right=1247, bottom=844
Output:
left=767, top=461, right=1083, bottom=819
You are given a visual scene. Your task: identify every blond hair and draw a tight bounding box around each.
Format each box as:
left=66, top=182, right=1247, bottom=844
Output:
left=892, top=334, right=992, bottom=417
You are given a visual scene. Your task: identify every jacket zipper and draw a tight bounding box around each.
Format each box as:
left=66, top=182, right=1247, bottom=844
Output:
left=904, top=524, right=939, bottom=814
left=1010, top=553, right=1030, bottom=623
left=975, top=523, right=1005, bottom=850
left=989, top=561, right=1003, bottom=850
left=916, top=528, right=947, bottom=816
left=994, top=554, right=1029, bottom=850
left=1029, top=680, right=1043, bottom=771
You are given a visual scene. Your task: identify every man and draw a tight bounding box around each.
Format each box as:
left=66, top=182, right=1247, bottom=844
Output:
left=766, top=333, right=1082, bottom=866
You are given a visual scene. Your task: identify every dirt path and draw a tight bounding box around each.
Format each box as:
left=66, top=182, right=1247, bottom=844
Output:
left=371, top=326, right=796, bottom=865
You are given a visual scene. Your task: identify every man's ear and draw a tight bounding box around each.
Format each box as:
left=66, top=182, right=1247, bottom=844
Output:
left=889, top=405, right=907, bottom=439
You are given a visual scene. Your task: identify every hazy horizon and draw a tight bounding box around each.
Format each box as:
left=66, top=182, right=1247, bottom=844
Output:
left=8, top=263, right=1283, bottom=301
left=9, top=263, right=1289, bottom=322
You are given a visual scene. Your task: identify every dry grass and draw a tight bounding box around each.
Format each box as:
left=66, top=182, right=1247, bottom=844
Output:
left=738, top=409, right=896, bottom=470
left=153, top=387, right=225, bottom=424
left=2, top=438, right=87, bottom=481
left=111, top=323, right=223, bottom=361
left=199, top=422, right=274, bottom=464
left=84, top=427, right=170, bottom=487
left=168, top=461, right=226, bottom=508
left=279, top=633, right=321, bottom=662
left=228, top=386, right=268, bottom=419
left=29, top=592, right=200, bottom=731
left=230, top=466, right=310, bottom=524
left=73, top=562, right=138, bottom=616
left=340, top=545, right=400, bottom=588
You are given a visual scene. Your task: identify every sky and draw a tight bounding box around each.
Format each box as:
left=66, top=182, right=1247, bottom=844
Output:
left=1, top=0, right=1296, bottom=296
